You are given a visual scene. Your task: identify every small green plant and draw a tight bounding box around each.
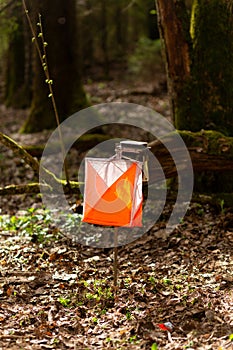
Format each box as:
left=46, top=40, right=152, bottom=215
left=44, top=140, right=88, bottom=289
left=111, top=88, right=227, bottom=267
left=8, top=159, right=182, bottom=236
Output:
left=129, top=335, right=138, bottom=343
left=219, top=199, right=225, bottom=214
left=92, top=317, right=98, bottom=323
left=58, top=297, right=71, bottom=307
left=175, top=284, right=182, bottom=290
left=196, top=203, right=204, bottom=216
left=83, top=279, right=113, bottom=302
left=124, top=277, right=132, bottom=287
left=162, top=278, right=172, bottom=285
left=0, top=208, right=59, bottom=245
left=179, top=217, right=184, bottom=224
left=151, top=343, right=158, bottom=350
left=98, top=82, right=106, bottom=89
left=184, top=341, right=194, bottom=348
left=126, top=311, right=132, bottom=320
left=149, top=276, right=156, bottom=285
left=100, top=308, right=107, bottom=315
left=85, top=292, right=99, bottom=301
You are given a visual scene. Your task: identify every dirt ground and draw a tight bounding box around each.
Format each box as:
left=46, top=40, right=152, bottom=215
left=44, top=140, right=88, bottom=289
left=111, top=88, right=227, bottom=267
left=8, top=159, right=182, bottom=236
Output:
left=0, top=77, right=233, bottom=349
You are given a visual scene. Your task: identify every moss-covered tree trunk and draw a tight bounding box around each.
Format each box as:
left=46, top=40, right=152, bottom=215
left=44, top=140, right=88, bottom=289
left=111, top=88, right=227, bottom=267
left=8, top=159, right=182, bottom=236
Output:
left=155, top=0, right=192, bottom=124
left=21, top=0, right=88, bottom=133
left=155, top=0, right=233, bottom=193
left=156, top=0, right=233, bottom=136
left=189, top=0, right=233, bottom=136
left=191, top=0, right=233, bottom=192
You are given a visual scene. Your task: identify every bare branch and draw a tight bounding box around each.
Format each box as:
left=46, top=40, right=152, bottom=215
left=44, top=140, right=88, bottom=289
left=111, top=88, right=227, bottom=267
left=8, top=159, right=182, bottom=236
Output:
left=0, top=182, right=81, bottom=196
left=0, top=183, right=49, bottom=195
left=0, top=132, right=40, bottom=173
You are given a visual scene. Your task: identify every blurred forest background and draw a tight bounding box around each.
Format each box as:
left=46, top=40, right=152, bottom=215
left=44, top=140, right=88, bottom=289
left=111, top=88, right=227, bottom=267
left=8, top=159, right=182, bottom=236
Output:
left=0, top=0, right=165, bottom=131
left=0, top=0, right=233, bottom=195
left=0, top=2, right=233, bottom=349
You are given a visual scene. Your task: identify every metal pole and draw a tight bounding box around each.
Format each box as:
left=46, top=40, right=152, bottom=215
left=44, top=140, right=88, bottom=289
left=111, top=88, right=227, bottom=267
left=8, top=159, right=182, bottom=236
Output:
left=113, top=227, right=118, bottom=290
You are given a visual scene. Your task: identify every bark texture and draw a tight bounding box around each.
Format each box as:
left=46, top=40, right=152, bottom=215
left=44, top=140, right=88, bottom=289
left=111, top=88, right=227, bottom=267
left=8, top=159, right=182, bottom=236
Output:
left=155, top=0, right=192, bottom=123
left=4, top=2, right=31, bottom=108
left=189, top=0, right=233, bottom=135
left=21, top=0, right=88, bottom=133
left=149, top=130, right=233, bottom=182
left=155, top=0, right=233, bottom=136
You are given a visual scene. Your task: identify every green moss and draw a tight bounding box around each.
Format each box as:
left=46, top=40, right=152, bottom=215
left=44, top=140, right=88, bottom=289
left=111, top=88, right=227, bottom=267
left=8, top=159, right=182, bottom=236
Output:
left=201, top=130, right=233, bottom=156
left=190, top=0, right=198, bottom=40
left=178, top=129, right=233, bottom=193
left=190, top=0, right=233, bottom=136
left=176, top=0, right=233, bottom=136
left=179, top=130, right=233, bottom=156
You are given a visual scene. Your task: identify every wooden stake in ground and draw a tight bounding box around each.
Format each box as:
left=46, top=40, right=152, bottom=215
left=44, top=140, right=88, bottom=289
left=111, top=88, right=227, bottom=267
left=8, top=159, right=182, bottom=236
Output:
left=113, top=227, right=118, bottom=291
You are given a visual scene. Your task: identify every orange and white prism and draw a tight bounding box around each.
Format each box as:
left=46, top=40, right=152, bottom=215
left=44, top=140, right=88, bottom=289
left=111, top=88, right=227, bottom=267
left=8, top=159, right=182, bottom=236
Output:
left=82, top=158, right=143, bottom=227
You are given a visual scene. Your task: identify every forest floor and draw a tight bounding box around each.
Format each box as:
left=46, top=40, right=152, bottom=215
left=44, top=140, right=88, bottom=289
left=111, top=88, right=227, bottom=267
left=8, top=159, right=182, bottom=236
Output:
left=0, top=72, right=233, bottom=350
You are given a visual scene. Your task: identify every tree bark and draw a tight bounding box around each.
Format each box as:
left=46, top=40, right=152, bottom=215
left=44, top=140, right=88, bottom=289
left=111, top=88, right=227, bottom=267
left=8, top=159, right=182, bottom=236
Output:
left=149, top=130, right=233, bottom=182
left=156, top=0, right=233, bottom=136
left=21, top=0, right=88, bottom=133
left=189, top=0, right=233, bottom=135
left=155, top=0, right=233, bottom=192
left=100, top=0, right=109, bottom=78
left=4, top=2, right=31, bottom=108
left=155, top=0, right=192, bottom=123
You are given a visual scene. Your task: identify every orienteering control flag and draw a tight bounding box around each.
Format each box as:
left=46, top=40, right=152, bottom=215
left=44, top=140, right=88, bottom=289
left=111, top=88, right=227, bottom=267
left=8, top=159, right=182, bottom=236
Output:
left=82, top=158, right=143, bottom=227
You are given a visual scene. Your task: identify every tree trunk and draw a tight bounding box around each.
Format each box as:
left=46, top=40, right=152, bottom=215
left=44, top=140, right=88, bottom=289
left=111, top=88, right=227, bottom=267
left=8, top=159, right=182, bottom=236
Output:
left=21, top=0, right=88, bottom=133
left=156, top=0, right=233, bottom=136
left=155, top=0, right=192, bottom=124
left=114, top=0, right=130, bottom=57
left=100, top=0, right=109, bottom=78
left=115, top=1, right=124, bottom=55
left=79, top=0, right=94, bottom=72
left=155, top=0, right=233, bottom=192
left=189, top=0, right=233, bottom=136
left=4, top=2, right=31, bottom=108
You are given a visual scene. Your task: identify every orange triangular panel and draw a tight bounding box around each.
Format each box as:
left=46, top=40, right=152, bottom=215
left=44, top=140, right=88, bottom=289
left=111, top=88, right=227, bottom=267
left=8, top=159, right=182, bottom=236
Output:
left=82, top=158, right=143, bottom=227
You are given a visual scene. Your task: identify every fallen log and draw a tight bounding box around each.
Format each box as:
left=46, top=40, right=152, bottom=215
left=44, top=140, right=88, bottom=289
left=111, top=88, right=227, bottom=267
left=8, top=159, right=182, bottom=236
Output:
left=23, top=130, right=233, bottom=175
left=0, top=130, right=233, bottom=196
left=148, top=130, right=233, bottom=181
